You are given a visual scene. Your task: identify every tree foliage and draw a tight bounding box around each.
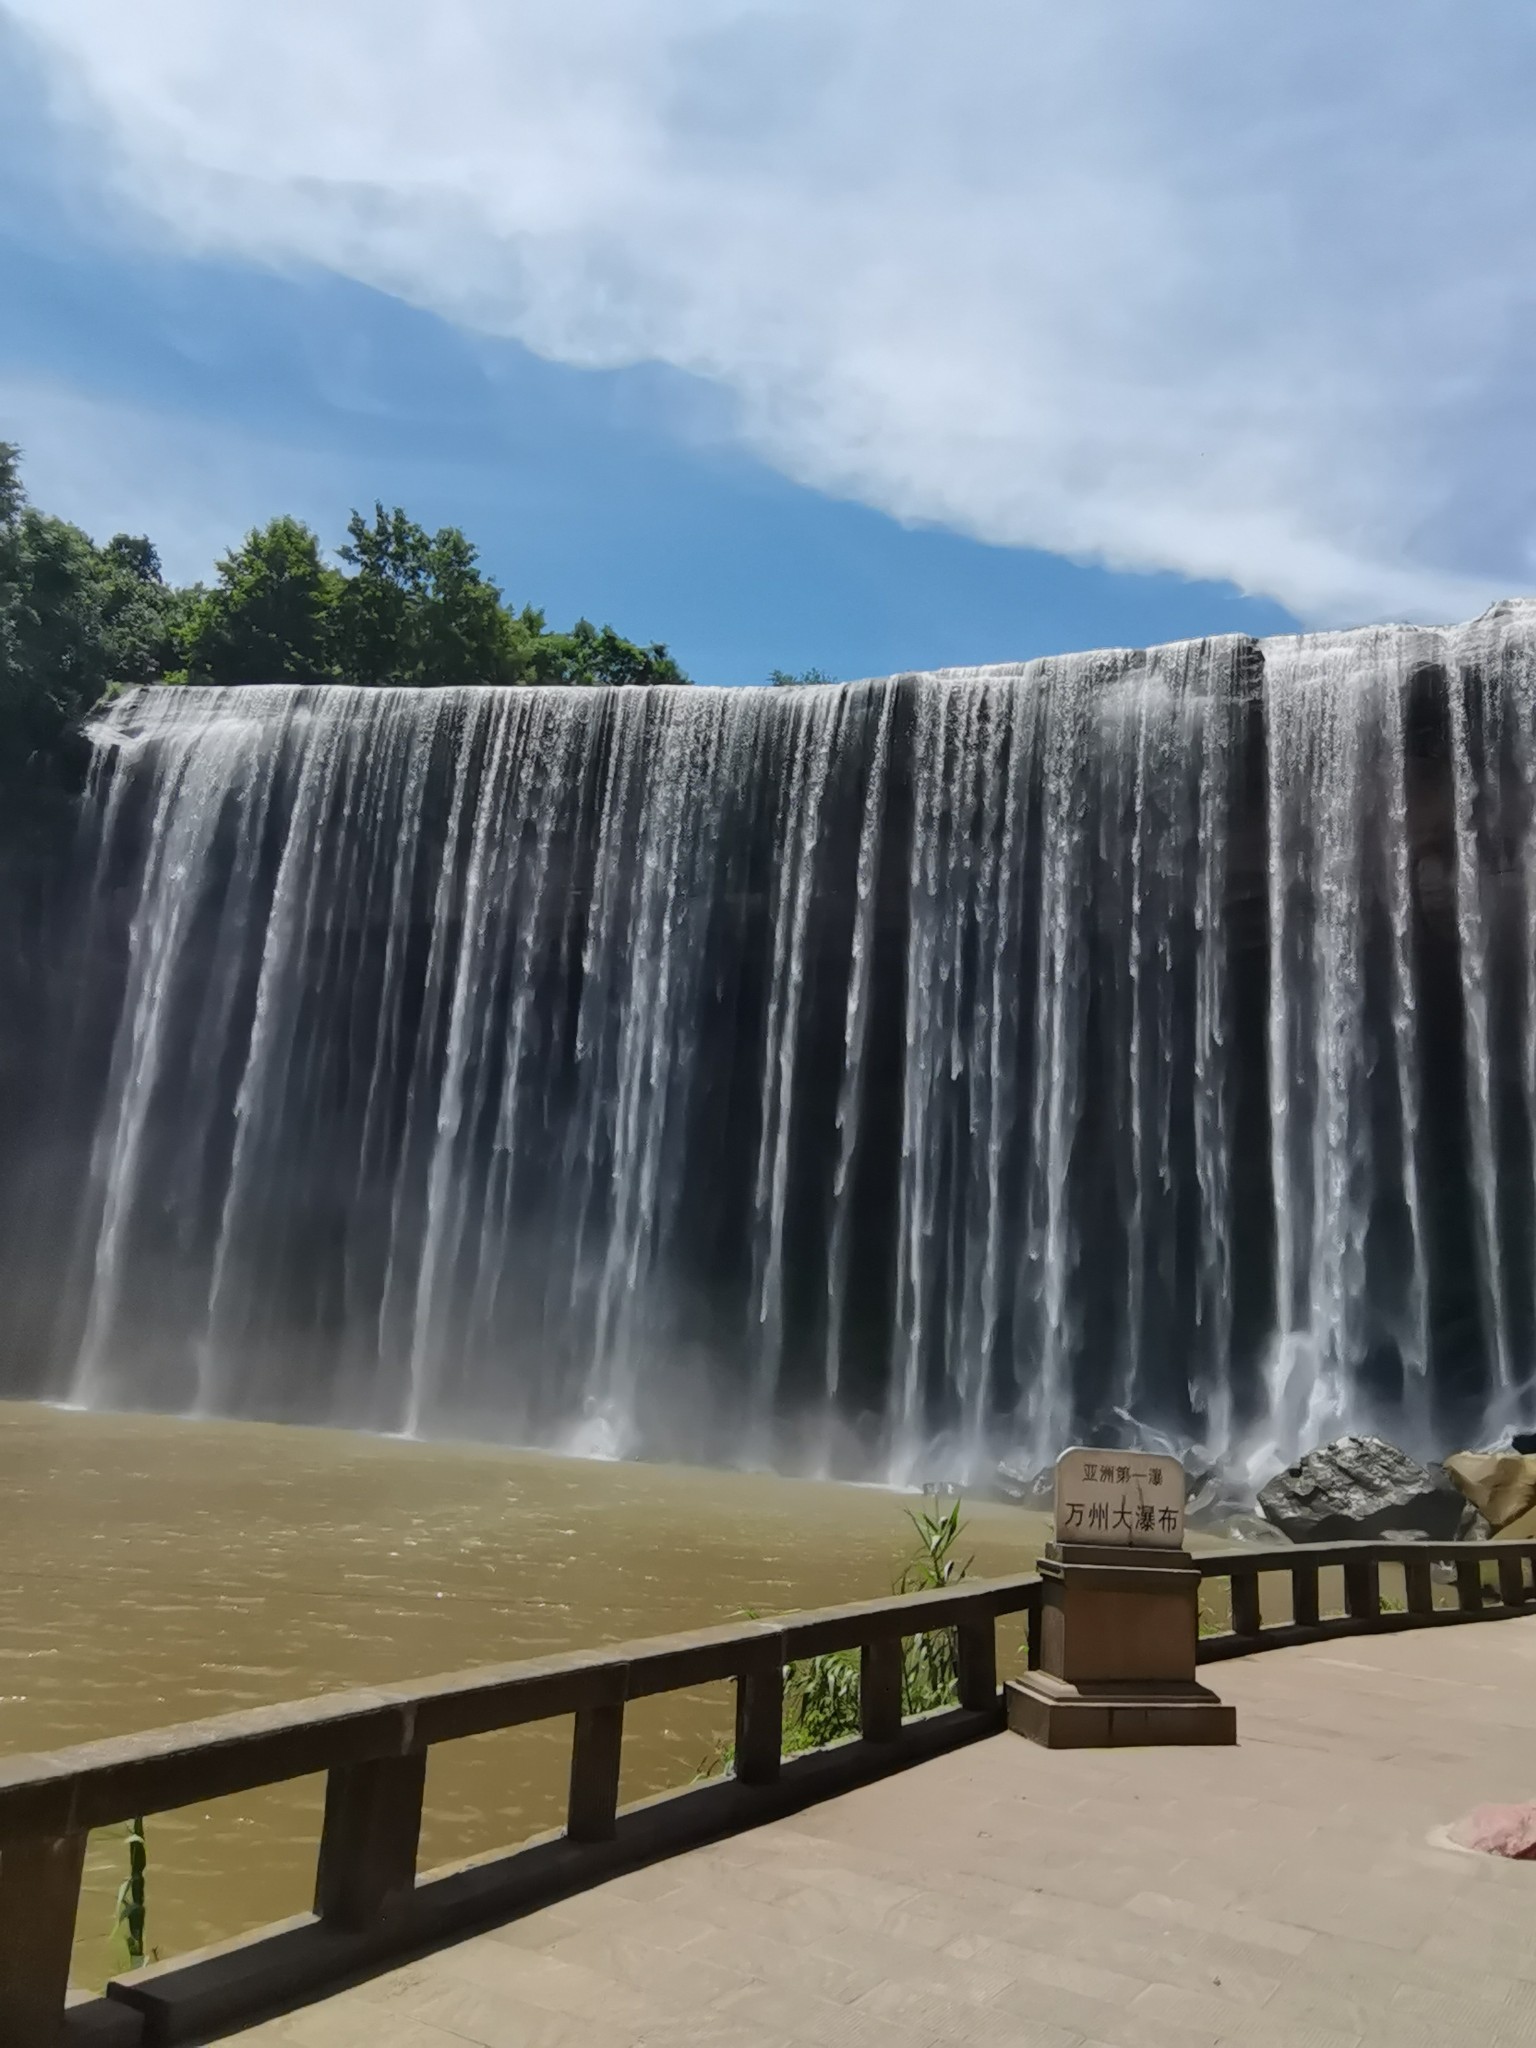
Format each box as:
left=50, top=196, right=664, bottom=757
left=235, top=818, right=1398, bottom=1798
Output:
left=330, top=505, right=539, bottom=688
left=180, top=516, right=338, bottom=686
left=0, top=440, right=694, bottom=777
left=534, top=617, right=688, bottom=689
left=0, top=440, right=184, bottom=793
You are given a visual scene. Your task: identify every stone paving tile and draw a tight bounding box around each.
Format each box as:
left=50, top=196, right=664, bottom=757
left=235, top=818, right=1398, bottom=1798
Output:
left=627, top=2022, right=800, bottom=2048
left=275, top=2008, right=465, bottom=2048
left=1123, top=1888, right=1315, bottom=1956
left=710, top=1976, right=938, bottom=2048
left=983, top=1979, right=1226, bottom=2048
left=356, top=1971, right=626, bottom=2048
left=224, top=1618, right=1536, bottom=2048
left=1491, top=1979, right=1536, bottom=2043
left=953, top=1911, right=1284, bottom=2009
left=953, top=1924, right=1229, bottom=2008
left=488, top=1908, right=595, bottom=1952
left=535, top=1928, right=744, bottom=2011
left=849, top=1975, right=1080, bottom=2048
left=1126, top=1978, right=1362, bottom=2048
left=416, top=1941, right=667, bottom=2032
left=679, top=1922, right=884, bottom=2005
left=1270, top=1929, right=1516, bottom=2013
left=1418, top=1922, right=1536, bottom=1983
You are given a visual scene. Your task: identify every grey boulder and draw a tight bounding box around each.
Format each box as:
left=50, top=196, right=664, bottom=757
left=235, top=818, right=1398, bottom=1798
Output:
left=990, top=1455, right=1056, bottom=1508
left=1257, top=1436, right=1466, bottom=1543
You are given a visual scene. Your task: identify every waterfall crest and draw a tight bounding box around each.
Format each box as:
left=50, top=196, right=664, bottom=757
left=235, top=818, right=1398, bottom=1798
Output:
left=20, top=604, right=1536, bottom=1479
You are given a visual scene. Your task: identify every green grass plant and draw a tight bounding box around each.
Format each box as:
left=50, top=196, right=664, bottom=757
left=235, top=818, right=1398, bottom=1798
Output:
left=707, top=1497, right=974, bottom=1774
left=112, top=1817, right=148, bottom=1969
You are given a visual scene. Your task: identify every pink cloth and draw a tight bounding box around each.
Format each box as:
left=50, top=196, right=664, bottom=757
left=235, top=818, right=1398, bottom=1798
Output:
left=1449, top=1803, right=1536, bottom=1859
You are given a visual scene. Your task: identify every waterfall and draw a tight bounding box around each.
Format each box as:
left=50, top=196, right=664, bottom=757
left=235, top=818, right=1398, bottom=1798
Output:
left=15, top=603, right=1536, bottom=1479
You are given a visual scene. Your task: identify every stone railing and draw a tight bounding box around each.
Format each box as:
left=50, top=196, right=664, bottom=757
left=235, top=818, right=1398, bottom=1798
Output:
left=7, top=1533, right=1536, bottom=2046
left=1194, top=1536, right=1536, bottom=1656
left=0, top=1572, right=1042, bottom=2048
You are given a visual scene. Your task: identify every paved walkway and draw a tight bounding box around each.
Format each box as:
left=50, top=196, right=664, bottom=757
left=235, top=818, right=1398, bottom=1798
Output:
left=234, top=1620, right=1536, bottom=2048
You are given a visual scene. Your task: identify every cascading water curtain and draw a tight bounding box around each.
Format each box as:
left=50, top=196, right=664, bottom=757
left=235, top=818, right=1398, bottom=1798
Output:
left=18, top=602, right=1536, bottom=1480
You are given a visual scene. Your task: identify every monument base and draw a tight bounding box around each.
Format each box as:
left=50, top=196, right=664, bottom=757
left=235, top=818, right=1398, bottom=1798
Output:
left=1005, top=1671, right=1236, bottom=1749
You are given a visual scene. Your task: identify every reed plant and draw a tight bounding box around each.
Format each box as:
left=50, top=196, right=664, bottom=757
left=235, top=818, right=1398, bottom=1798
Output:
left=112, top=1816, right=148, bottom=1969
left=708, top=1497, right=974, bottom=1772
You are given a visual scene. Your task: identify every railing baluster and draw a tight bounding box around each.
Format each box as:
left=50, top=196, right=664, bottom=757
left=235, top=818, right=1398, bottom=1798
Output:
left=1343, top=1554, right=1379, bottom=1622
left=1455, top=1560, right=1485, bottom=1614
left=860, top=1636, right=903, bottom=1744
left=567, top=1701, right=626, bottom=1844
left=314, top=1752, right=427, bottom=1932
left=1290, top=1561, right=1320, bottom=1629
left=956, top=1614, right=998, bottom=1711
left=1230, top=1569, right=1262, bottom=1640
left=0, top=1829, right=88, bottom=2048
left=1498, top=1553, right=1525, bottom=1609
left=734, top=1659, right=785, bottom=1785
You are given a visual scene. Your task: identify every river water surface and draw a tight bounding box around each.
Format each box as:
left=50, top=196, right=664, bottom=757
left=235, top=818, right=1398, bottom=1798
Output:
left=0, top=1403, right=1046, bottom=1990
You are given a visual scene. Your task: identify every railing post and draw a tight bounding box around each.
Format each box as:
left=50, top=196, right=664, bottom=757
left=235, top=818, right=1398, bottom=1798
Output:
left=1343, top=1553, right=1379, bottom=1622
left=567, top=1701, right=625, bottom=1844
left=1230, top=1568, right=1262, bottom=1641
left=1455, top=1559, right=1485, bottom=1614
left=1498, top=1553, right=1525, bottom=1608
left=0, top=1830, right=88, bottom=2048
left=1403, top=1552, right=1434, bottom=1617
left=860, top=1636, right=903, bottom=1744
left=1290, top=1561, right=1320, bottom=1629
left=1025, top=1589, right=1043, bottom=1669
left=956, top=1613, right=998, bottom=1711
left=734, top=1656, right=785, bottom=1785
left=314, top=1753, right=427, bottom=1933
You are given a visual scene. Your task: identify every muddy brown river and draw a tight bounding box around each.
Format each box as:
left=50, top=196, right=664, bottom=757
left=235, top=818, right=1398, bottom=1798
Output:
left=0, top=1402, right=1048, bottom=1990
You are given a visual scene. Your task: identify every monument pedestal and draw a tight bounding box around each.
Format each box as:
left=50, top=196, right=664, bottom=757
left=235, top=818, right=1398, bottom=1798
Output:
left=1005, top=1670, right=1235, bottom=1748
left=1006, top=1540, right=1235, bottom=1748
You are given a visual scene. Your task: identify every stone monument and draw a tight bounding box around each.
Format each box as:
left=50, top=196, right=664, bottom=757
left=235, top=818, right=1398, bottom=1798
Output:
left=1005, top=1448, right=1236, bottom=1747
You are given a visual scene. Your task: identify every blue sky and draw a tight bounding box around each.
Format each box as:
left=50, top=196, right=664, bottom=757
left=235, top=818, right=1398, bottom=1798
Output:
left=3, top=4, right=1534, bottom=684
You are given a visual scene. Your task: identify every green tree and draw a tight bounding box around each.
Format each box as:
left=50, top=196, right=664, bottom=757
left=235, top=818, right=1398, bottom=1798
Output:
left=180, top=516, right=339, bottom=686
left=8, top=507, right=112, bottom=722
left=0, top=454, right=151, bottom=782
left=0, top=448, right=692, bottom=750
left=99, top=534, right=186, bottom=690
left=331, top=505, right=426, bottom=686
left=533, top=616, right=688, bottom=688
left=415, top=524, right=537, bottom=687
left=332, top=504, right=534, bottom=687
left=0, top=442, right=25, bottom=706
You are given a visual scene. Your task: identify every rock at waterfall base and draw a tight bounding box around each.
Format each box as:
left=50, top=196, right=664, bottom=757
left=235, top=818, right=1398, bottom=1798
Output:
left=1257, top=1437, right=1465, bottom=1543
left=1449, top=1804, right=1536, bottom=1860
left=1491, top=1500, right=1536, bottom=1541
left=1442, top=1450, right=1536, bottom=1532
left=991, top=1458, right=1055, bottom=1508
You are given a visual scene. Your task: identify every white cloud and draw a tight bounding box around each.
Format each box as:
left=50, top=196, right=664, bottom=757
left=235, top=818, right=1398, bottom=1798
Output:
left=0, top=373, right=341, bottom=582
left=6, top=0, right=1536, bottom=624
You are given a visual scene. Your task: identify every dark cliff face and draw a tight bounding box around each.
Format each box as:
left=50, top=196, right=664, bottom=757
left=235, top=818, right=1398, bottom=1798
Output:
left=0, top=733, right=98, bottom=1377
left=6, top=608, right=1536, bottom=1481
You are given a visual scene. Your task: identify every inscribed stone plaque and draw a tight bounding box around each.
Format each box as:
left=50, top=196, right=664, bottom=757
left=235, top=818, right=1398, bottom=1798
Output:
left=1053, top=1447, right=1186, bottom=1548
